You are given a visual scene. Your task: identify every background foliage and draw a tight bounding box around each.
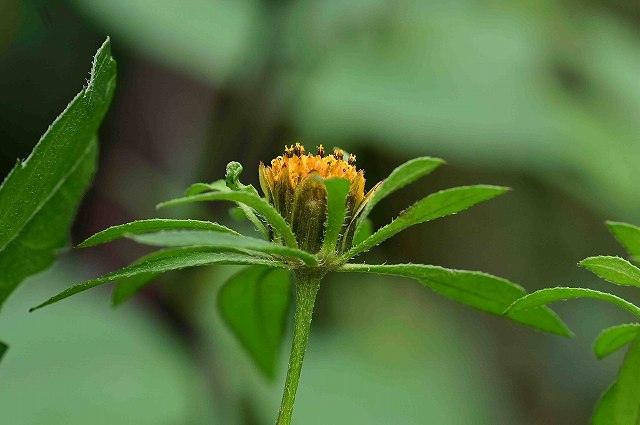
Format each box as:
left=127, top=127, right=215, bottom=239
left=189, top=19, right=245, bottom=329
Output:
left=1, top=0, right=640, bottom=423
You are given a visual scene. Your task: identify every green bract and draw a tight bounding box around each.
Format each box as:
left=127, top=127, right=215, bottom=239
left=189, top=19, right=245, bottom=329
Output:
left=32, top=150, right=569, bottom=425
left=505, top=220, right=640, bottom=424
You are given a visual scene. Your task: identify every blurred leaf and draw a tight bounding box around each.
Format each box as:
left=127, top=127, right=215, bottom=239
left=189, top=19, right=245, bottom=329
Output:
left=0, top=38, right=115, bottom=308
left=159, top=191, right=298, bottom=248
left=321, top=178, right=350, bottom=254
left=346, top=185, right=509, bottom=259
left=78, top=218, right=240, bottom=247
left=339, top=263, right=570, bottom=336
left=31, top=249, right=284, bottom=312
left=608, top=221, right=640, bottom=260
left=580, top=256, right=640, bottom=288
left=0, top=341, right=6, bottom=363
left=352, top=218, right=373, bottom=247
left=218, top=266, right=291, bottom=379
left=355, top=156, right=445, bottom=233
left=611, top=336, right=640, bottom=423
left=594, top=324, right=640, bottom=360
left=128, top=230, right=318, bottom=265
left=592, top=383, right=616, bottom=425
left=506, top=287, right=640, bottom=319
left=184, top=180, right=228, bottom=196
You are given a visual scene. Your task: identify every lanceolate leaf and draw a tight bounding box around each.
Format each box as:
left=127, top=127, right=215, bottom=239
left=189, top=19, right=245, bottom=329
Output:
left=0, top=39, right=116, bottom=308
left=30, top=249, right=285, bottom=312
left=506, top=287, right=640, bottom=319
left=127, top=230, right=318, bottom=266
left=607, top=221, right=640, bottom=260
left=611, top=336, right=640, bottom=422
left=580, top=256, right=640, bottom=288
left=355, top=156, right=445, bottom=233
left=594, top=324, right=640, bottom=359
left=321, top=178, right=350, bottom=254
left=78, top=219, right=240, bottom=247
left=158, top=191, right=297, bottom=248
left=218, top=266, right=291, bottom=379
left=339, top=263, right=571, bottom=336
left=346, top=185, right=508, bottom=259
left=592, top=383, right=617, bottom=425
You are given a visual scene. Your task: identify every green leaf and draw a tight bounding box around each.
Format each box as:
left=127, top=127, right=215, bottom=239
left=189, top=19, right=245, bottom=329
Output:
left=128, top=230, right=318, bottom=266
left=0, top=341, right=7, bottom=364
left=158, top=191, right=297, bottom=248
left=608, top=221, right=640, bottom=260
left=321, top=178, right=350, bottom=254
left=611, top=336, right=640, bottom=423
left=218, top=266, right=291, bottom=379
left=352, top=218, right=373, bottom=247
left=339, top=263, right=571, bottom=336
left=346, top=185, right=509, bottom=259
left=184, top=180, right=228, bottom=196
left=594, top=324, right=640, bottom=359
left=580, top=256, right=640, bottom=288
left=592, top=383, right=616, bottom=425
left=506, top=287, right=640, bottom=319
left=0, top=38, right=116, bottom=308
left=78, top=219, right=240, bottom=248
left=30, top=249, right=284, bottom=312
left=355, top=156, right=445, bottom=233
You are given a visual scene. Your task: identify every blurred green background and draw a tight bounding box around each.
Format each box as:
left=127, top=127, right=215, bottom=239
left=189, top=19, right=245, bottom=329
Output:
left=1, top=0, right=639, bottom=423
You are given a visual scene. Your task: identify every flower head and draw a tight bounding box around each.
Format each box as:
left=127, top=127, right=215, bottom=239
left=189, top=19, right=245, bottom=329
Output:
left=259, top=143, right=375, bottom=254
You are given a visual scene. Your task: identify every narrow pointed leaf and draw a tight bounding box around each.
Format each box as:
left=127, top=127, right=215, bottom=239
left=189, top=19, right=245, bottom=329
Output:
left=339, top=263, right=571, bottom=336
left=218, top=266, right=291, bottom=379
left=594, top=324, right=640, bottom=359
left=158, top=191, right=297, bottom=248
left=356, top=156, right=445, bottom=233
left=31, top=250, right=284, bottom=312
left=321, top=178, right=350, bottom=254
left=580, top=256, right=640, bottom=288
left=506, top=287, right=640, bottom=319
left=128, top=230, right=318, bottom=266
left=592, top=383, right=617, bottom=425
left=78, top=219, right=239, bottom=248
left=0, top=39, right=116, bottom=308
left=346, top=185, right=509, bottom=259
left=611, top=336, right=640, bottom=422
left=607, top=221, right=640, bottom=260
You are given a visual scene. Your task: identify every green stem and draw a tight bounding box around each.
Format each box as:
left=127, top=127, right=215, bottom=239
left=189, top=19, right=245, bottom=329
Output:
left=276, top=271, right=322, bottom=425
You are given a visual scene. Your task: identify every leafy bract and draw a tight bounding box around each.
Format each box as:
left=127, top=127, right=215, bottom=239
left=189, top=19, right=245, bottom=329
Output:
left=78, top=219, right=239, bottom=247
left=355, top=156, right=444, bottom=233
left=321, top=178, right=350, bottom=254
left=339, top=263, right=571, bottom=336
left=218, top=266, right=291, bottom=379
left=127, top=230, right=318, bottom=266
left=594, top=324, right=640, bottom=359
left=611, top=336, right=640, bottom=423
left=158, top=191, right=297, bottom=248
left=579, top=256, right=640, bottom=288
left=0, top=38, right=116, bottom=308
left=608, top=221, right=640, bottom=260
left=506, top=287, right=640, bottom=319
left=31, top=249, right=284, bottom=312
left=346, top=185, right=508, bottom=259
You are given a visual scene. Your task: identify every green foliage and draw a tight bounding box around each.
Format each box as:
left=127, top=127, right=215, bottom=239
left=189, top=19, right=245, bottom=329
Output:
left=320, top=178, right=350, bottom=255
left=610, top=337, right=640, bottom=423
left=218, top=266, right=291, bottom=379
left=594, top=324, right=640, bottom=359
left=608, top=221, right=640, bottom=259
left=339, top=263, right=570, bottom=336
left=0, top=341, right=6, bottom=362
left=592, top=384, right=616, bottom=425
left=580, top=256, right=640, bottom=288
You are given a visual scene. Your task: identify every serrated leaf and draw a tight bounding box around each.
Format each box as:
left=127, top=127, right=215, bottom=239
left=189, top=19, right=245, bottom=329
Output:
left=0, top=38, right=116, bottom=308
left=31, top=249, right=284, bottom=312
left=218, top=266, right=291, bottom=379
left=580, top=256, right=640, bottom=288
left=78, top=219, right=239, bottom=248
left=346, top=185, right=509, bottom=259
left=608, top=221, right=640, bottom=260
left=592, top=383, right=616, bottom=425
left=339, top=263, right=571, bottom=336
left=506, top=287, right=640, bottom=319
left=594, top=324, right=640, bottom=359
left=611, top=336, right=640, bottom=423
left=321, top=178, right=350, bottom=254
left=158, top=191, right=297, bottom=248
left=127, top=230, right=317, bottom=266
left=355, top=156, right=445, bottom=234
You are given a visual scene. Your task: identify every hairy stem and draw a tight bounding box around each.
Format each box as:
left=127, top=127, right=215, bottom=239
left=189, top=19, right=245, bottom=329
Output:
left=276, top=271, right=322, bottom=425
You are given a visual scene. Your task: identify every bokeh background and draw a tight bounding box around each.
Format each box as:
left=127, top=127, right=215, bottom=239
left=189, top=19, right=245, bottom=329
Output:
left=1, top=0, right=639, bottom=423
